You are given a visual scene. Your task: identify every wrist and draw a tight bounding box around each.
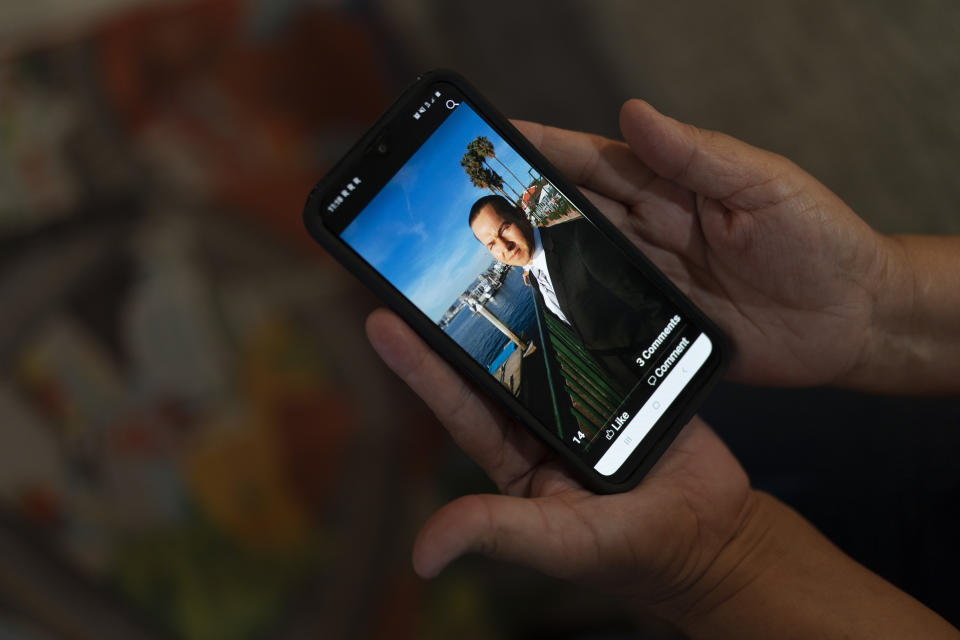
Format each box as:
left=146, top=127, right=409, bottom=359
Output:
left=643, top=490, right=959, bottom=640
left=836, top=232, right=918, bottom=392
left=642, top=490, right=782, bottom=629
left=838, top=233, right=960, bottom=394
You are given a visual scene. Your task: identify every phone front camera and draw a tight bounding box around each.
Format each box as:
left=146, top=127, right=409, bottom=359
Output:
left=376, top=139, right=390, bottom=155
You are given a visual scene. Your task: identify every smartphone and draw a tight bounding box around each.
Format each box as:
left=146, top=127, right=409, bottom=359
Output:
left=303, top=70, right=729, bottom=493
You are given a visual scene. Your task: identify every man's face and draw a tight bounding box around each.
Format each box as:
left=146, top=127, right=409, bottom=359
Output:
left=470, top=205, right=533, bottom=267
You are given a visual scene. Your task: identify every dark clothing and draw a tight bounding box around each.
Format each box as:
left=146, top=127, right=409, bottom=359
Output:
left=534, top=218, right=673, bottom=389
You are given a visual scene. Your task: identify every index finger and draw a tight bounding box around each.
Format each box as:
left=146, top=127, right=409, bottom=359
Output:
left=511, top=119, right=656, bottom=207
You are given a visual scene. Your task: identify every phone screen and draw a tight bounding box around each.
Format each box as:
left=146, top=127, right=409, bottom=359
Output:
left=325, top=82, right=713, bottom=479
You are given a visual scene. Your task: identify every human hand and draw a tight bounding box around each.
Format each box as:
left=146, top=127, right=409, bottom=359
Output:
left=365, top=309, right=756, bottom=607
left=366, top=310, right=960, bottom=639
left=515, top=102, right=893, bottom=388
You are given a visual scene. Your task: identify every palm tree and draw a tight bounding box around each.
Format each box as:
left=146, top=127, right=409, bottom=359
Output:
left=467, top=136, right=529, bottom=197
left=462, top=151, right=513, bottom=202
left=461, top=150, right=519, bottom=202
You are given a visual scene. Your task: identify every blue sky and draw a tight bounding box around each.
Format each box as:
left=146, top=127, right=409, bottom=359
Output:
left=342, top=103, right=537, bottom=322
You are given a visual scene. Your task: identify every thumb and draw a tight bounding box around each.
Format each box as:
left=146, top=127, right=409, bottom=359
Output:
left=619, top=99, right=785, bottom=205
left=412, top=493, right=592, bottom=580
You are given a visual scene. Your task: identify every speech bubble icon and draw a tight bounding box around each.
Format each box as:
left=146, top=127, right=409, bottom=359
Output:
left=647, top=375, right=657, bottom=386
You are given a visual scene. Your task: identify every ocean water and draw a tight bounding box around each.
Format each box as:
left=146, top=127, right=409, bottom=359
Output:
left=443, top=266, right=537, bottom=369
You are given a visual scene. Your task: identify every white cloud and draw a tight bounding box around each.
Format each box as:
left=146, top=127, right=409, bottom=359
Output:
left=404, top=242, right=494, bottom=321
left=404, top=221, right=429, bottom=242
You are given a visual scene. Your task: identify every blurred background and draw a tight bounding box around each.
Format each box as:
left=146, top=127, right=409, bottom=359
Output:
left=1, top=1, right=958, bottom=638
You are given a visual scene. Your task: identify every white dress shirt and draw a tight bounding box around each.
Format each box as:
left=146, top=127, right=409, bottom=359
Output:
left=526, top=227, right=571, bottom=325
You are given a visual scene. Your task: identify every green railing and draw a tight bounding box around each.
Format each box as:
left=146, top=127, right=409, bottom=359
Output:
left=530, top=289, right=626, bottom=449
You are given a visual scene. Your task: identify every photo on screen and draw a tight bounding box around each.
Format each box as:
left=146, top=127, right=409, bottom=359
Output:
left=341, top=103, right=681, bottom=455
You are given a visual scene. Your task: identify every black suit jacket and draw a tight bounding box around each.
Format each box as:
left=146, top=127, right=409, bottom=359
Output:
left=534, top=219, right=672, bottom=388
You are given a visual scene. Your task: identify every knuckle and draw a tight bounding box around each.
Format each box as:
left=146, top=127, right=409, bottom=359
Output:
left=476, top=496, right=502, bottom=557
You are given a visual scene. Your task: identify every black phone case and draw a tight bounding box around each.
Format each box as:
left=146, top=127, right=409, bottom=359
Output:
left=303, top=69, right=731, bottom=494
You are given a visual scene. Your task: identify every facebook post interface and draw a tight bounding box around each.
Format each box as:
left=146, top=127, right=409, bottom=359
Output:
left=340, top=100, right=712, bottom=476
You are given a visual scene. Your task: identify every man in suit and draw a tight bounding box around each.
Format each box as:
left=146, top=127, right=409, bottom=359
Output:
left=468, top=194, right=673, bottom=389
